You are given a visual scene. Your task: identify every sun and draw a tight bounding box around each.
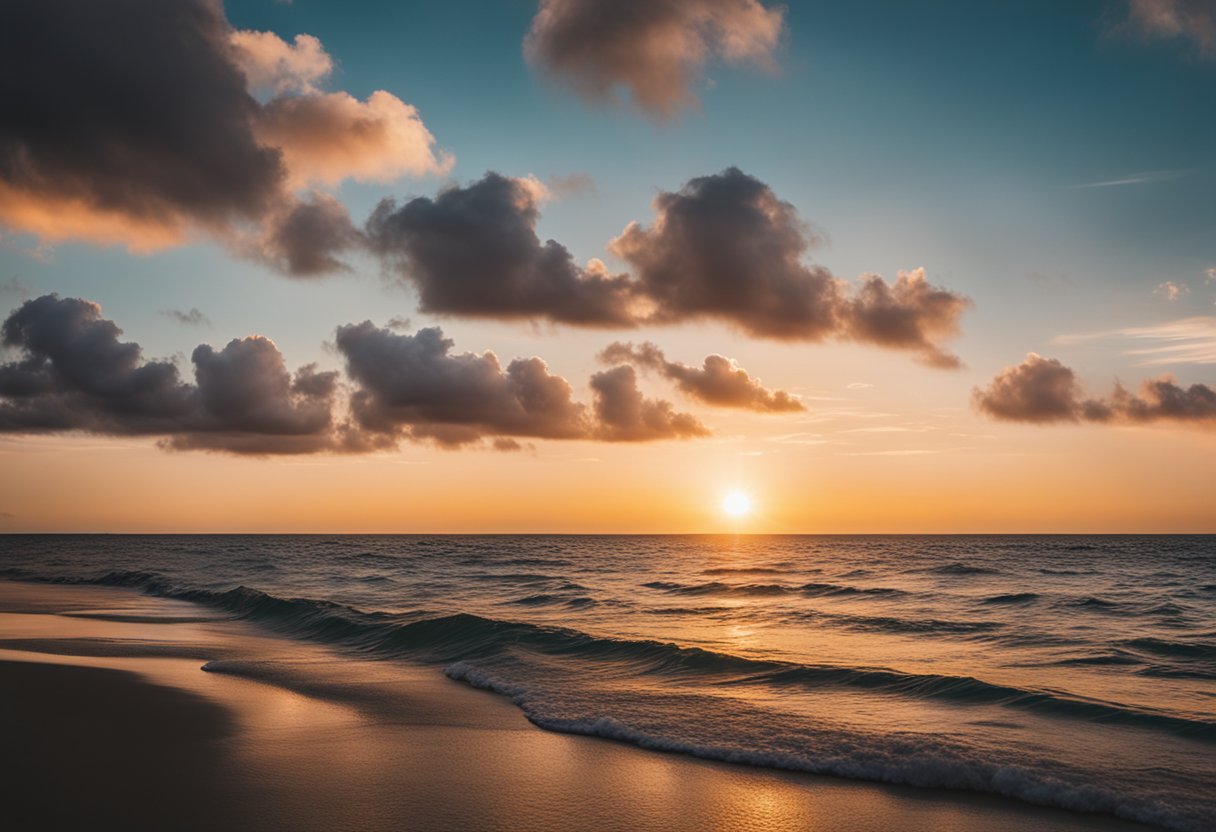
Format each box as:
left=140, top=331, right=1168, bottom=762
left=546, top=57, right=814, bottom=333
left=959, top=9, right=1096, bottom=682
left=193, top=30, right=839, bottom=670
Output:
left=722, top=490, right=752, bottom=517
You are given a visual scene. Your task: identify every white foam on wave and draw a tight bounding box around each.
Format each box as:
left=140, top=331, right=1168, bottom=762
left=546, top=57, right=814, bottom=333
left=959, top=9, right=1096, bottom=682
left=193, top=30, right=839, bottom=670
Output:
left=443, top=661, right=1204, bottom=832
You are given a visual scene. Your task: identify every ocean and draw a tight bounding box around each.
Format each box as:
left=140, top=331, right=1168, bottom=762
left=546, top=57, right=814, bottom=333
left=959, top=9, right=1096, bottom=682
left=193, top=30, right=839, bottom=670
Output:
left=2, top=535, right=1213, bottom=831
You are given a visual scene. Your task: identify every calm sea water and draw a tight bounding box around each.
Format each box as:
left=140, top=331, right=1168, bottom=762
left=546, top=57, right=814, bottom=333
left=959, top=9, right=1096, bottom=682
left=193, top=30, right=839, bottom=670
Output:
left=2, top=535, right=1213, bottom=831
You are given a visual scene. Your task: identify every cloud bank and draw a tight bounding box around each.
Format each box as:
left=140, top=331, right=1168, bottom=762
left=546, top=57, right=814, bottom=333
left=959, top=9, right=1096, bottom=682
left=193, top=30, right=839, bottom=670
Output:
left=369, top=168, right=970, bottom=366
left=974, top=353, right=1216, bottom=426
left=600, top=341, right=803, bottom=411
left=525, top=0, right=785, bottom=119
left=0, top=295, right=715, bottom=453
left=0, top=0, right=449, bottom=274
left=0, top=294, right=339, bottom=453
left=335, top=322, right=706, bottom=446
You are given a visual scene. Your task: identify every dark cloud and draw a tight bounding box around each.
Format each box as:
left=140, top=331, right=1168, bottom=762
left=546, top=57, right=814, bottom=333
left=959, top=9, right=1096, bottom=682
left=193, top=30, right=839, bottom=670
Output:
left=525, top=0, right=785, bottom=119
left=0, top=0, right=280, bottom=247
left=972, top=354, right=1087, bottom=423
left=0, top=294, right=339, bottom=454
left=611, top=168, right=971, bottom=366
left=0, top=0, right=446, bottom=275
left=974, top=353, right=1216, bottom=426
left=611, top=168, right=839, bottom=338
left=1106, top=377, right=1216, bottom=423
left=363, top=168, right=968, bottom=367
left=256, top=193, right=364, bottom=277
left=0, top=296, right=722, bottom=454
left=589, top=365, right=710, bottom=441
left=336, top=321, right=706, bottom=446
left=336, top=322, right=590, bottom=447
left=600, top=341, right=803, bottom=412
left=365, top=173, right=636, bottom=325
left=160, top=308, right=211, bottom=327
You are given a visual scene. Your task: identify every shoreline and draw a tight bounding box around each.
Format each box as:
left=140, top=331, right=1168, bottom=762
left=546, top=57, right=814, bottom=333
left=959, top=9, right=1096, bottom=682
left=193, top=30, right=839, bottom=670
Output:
left=0, top=579, right=1159, bottom=832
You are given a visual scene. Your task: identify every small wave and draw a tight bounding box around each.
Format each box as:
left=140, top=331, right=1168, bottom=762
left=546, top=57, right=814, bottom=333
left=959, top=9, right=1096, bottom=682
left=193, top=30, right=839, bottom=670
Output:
left=788, top=610, right=1004, bottom=638
left=799, top=582, right=906, bottom=597
left=980, top=592, right=1040, bottom=605
left=643, top=580, right=904, bottom=599
left=921, top=562, right=1000, bottom=576
left=1063, top=596, right=1124, bottom=612
left=467, top=572, right=560, bottom=585
left=1123, top=638, right=1216, bottom=660
left=701, top=566, right=787, bottom=576
left=643, top=581, right=794, bottom=597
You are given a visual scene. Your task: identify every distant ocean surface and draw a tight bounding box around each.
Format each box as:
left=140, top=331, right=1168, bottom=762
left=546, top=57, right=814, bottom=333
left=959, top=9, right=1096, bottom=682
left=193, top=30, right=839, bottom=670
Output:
left=2, top=535, right=1213, bottom=831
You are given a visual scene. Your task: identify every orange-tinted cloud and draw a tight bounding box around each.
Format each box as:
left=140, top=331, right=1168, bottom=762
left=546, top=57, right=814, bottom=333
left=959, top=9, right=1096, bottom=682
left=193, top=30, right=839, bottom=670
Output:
left=255, top=91, right=453, bottom=187
left=599, top=341, right=804, bottom=412
left=974, top=352, right=1216, bottom=425
left=229, top=30, right=333, bottom=95
left=1122, top=0, right=1216, bottom=55
left=525, top=0, right=785, bottom=119
left=0, top=0, right=448, bottom=275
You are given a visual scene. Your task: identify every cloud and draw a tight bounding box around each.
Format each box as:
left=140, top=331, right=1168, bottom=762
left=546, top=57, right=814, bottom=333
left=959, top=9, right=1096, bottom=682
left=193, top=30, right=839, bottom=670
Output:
left=974, top=352, right=1216, bottom=426
left=255, top=192, right=365, bottom=276
left=1206, top=268, right=1216, bottom=283
left=599, top=341, right=803, bottom=411
left=610, top=168, right=970, bottom=366
left=0, top=294, right=339, bottom=454
left=365, top=173, right=637, bottom=325
left=336, top=321, right=706, bottom=446
left=844, top=268, right=970, bottom=368
left=972, top=354, right=1091, bottom=423
left=0, top=277, right=29, bottom=300
left=0, top=0, right=448, bottom=274
left=229, top=30, right=333, bottom=95
left=546, top=172, right=597, bottom=198
left=1121, top=0, right=1216, bottom=55
left=160, top=308, right=211, bottom=327
left=362, top=168, right=969, bottom=366
left=0, top=295, right=719, bottom=453
left=1056, top=317, right=1216, bottom=365
left=254, top=90, right=453, bottom=187
left=525, top=0, right=785, bottom=119
left=1069, top=169, right=1186, bottom=188
left=1155, top=281, right=1190, bottom=301
left=589, top=365, right=710, bottom=441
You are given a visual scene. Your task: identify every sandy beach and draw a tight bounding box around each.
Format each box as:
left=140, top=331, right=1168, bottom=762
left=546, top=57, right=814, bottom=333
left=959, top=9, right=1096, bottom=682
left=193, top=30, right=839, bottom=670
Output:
left=0, top=578, right=1159, bottom=832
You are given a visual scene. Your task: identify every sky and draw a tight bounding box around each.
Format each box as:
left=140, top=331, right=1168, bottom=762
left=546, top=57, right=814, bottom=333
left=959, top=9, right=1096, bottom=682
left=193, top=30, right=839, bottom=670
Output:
left=0, top=0, right=1214, bottom=532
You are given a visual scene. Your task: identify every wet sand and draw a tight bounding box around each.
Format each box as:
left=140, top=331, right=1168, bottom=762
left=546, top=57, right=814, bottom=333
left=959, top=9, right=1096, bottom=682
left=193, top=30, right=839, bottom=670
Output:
left=0, top=579, right=1157, bottom=832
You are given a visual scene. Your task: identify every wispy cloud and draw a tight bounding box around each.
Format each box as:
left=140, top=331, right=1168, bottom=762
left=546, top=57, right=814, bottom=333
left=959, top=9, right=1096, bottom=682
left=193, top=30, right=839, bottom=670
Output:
left=1154, top=281, right=1189, bottom=301
left=159, top=307, right=211, bottom=326
left=1069, top=169, right=1186, bottom=189
left=1056, top=317, right=1216, bottom=365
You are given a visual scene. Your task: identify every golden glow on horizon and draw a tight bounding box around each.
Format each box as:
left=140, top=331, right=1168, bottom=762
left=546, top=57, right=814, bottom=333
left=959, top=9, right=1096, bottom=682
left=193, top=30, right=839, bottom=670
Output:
left=722, top=490, right=752, bottom=518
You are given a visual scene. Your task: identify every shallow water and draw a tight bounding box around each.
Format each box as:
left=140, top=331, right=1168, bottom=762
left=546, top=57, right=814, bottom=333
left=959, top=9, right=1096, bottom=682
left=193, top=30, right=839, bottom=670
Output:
left=2, top=535, right=1213, bottom=831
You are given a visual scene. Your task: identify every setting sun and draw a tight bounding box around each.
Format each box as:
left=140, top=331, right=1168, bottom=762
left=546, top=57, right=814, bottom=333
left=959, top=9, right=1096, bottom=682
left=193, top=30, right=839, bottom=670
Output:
left=722, top=490, right=752, bottom=517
